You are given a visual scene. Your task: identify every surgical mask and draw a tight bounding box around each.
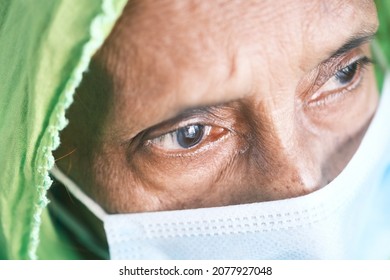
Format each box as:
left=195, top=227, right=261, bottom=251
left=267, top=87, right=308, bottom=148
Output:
left=50, top=73, right=390, bottom=260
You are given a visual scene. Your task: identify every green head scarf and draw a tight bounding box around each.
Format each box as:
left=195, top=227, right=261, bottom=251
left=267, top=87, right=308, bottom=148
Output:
left=0, top=0, right=126, bottom=259
left=0, top=0, right=389, bottom=260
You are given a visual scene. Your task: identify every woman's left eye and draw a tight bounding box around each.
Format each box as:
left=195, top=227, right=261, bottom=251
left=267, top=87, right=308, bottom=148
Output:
left=309, top=56, right=371, bottom=106
left=148, top=124, right=227, bottom=151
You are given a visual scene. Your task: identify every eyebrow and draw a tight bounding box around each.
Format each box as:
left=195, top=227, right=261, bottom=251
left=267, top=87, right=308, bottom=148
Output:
left=330, top=33, right=375, bottom=58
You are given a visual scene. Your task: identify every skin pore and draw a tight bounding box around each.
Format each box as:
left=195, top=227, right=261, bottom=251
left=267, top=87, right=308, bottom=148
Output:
left=54, top=0, right=379, bottom=214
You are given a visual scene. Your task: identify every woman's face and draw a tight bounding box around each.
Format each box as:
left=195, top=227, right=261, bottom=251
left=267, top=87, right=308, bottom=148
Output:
left=55, top=0, right=379, bottom=213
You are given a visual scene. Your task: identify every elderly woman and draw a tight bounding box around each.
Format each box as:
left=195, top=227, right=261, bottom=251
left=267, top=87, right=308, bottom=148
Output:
left=0, top=0, right=389, bottom=259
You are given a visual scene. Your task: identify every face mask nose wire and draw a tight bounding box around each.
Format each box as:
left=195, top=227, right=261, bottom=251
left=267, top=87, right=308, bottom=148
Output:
left=49, top=165, right=107, bottom=221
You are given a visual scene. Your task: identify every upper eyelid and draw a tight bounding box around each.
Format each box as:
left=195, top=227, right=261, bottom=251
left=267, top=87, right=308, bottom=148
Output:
left=125, top=104, right=241, bottom=153
left=317, top=36, right=373, bottom=76
left=314, top=51, right=370, bottom=87
left=141, top=108, right=236, bottom=141
left=325, top=46, right=368, bottom=68
left=142, top=107, right=222, bottom=136
left=330, top=55, right=371, bottom=77
left=327, top=57, right=371, bottom=88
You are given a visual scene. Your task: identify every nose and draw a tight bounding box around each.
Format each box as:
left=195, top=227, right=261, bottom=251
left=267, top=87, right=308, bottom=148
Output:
left=237, top=102, right=327, bottom=202
left=240, top=102, right=366, bottom=203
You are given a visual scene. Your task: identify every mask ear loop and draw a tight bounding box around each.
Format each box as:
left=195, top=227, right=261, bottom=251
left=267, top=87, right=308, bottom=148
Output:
left=371, top=38, right=389, bottom=93
left=372, top=39, right=389, bottom=71
left=50, top=165, right=107, bottom=221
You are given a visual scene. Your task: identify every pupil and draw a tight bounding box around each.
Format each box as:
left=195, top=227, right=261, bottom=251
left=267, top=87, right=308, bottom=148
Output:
left=177, top=124, right=204, bottom=148
left=336, top=62, right=358, bottom=85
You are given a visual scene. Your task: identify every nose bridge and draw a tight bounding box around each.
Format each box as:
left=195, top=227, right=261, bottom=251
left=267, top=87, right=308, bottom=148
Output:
left=249, top=97, right=322, bottom=200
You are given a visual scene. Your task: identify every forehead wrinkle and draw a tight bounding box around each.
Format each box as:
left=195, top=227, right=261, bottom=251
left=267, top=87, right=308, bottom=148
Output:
left=107, top=0, right=310, bottom=102
left=102, top=20, right=249, bottom=137
left=296, top=0, right=378, bottom=73
left=100, top=45, right=237, bottom=141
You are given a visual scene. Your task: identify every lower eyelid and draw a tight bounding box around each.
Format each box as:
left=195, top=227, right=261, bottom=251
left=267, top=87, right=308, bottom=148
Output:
left=307, top=77, right=363, bottom=107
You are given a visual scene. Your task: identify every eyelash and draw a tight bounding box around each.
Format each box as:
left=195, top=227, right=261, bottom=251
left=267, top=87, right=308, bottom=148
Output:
left=307, top=56, right=372, bottom=107
left=144, top=121, right=231, bottom=155
left=148, top=124, right=209, bottom=150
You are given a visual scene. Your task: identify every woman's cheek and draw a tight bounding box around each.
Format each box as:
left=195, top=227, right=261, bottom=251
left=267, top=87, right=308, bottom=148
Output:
left=129, top=137, right=241, bottom=210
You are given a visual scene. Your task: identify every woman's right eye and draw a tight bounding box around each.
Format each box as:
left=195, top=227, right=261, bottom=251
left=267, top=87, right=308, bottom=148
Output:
left=147, top=123, right=228, bottom=152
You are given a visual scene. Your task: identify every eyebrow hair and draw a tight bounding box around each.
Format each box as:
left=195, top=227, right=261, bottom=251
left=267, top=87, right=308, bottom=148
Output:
left=331, top=33, right=375, bottom=58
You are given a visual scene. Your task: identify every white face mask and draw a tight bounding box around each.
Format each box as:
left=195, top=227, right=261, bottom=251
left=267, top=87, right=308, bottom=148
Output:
left=50, top=73, right=390, bottom=260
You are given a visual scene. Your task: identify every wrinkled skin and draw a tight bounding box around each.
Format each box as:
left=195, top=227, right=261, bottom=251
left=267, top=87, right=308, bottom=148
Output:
left=54, top=0, right=379, bottom=214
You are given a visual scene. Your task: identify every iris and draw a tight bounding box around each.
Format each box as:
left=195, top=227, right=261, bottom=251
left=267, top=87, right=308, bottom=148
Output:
left=176, top=124, right=205, bottom=148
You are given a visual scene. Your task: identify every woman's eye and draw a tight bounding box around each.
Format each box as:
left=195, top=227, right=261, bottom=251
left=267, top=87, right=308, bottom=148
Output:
left=148, top=124, right=212, bottom=151
left=309, top=56, right=371, bottom=105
